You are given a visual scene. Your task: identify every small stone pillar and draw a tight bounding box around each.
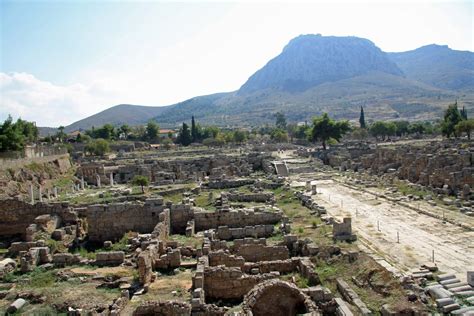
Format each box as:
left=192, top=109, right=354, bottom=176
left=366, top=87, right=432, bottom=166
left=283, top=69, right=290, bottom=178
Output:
left=46, top=188, right=51, bottom=200
left=468, top=271, right=474, bottom=287
left=38, top=185, right=43, bottom=203
left=81, top=177, right=85, bottom=190
left=306, top=181, right=312, bottom=192
left=53, top=187, right=58, bottom=198
left=110, top=173, right=114, bottom=186
left=96, top=174, right=101, bottom=188
left=312, top=184, right=317, bottom=195
left=29, top=184, right=35, bottom=204
left=462, top=184, right=471, bottom=201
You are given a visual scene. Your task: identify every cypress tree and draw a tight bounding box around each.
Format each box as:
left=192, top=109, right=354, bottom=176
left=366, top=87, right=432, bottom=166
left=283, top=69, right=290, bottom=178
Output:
left=460, top=106, right=468, bottom=120
left=191, top=116, right=197, bottom=142
left=359, top=106, right=366, bottom=129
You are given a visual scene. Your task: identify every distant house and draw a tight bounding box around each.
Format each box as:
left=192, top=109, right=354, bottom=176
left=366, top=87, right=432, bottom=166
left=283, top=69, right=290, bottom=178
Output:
left=159, top=129, right=178, bottom=138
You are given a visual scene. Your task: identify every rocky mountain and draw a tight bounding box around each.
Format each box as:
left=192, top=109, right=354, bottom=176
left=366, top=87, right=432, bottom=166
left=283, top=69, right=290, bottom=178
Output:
left=388, top=44, right=474, bottom=91
left=63, top=35, right=474, bottom=130
left=239, top=34, right=403, bottom=93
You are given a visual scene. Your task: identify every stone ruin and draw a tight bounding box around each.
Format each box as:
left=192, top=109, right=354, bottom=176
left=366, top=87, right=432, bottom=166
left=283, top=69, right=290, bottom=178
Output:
left=311, top=140, right=473, bottom=194
left=0, top=146, right=438, bottom=315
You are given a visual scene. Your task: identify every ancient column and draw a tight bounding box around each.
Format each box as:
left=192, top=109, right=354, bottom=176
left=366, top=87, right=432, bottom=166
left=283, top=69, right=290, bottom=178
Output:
left=38, top=185, right=43, bottom=203
left=109, top=173, right=114, bottom=186
left=53, top=187, right=58, bottom=198
left=46, top=188, right=51, bottom=200
left=96, top=174, right=101, bottom=188
left=81, top=177, right=85, bottom=190
left=29, top=184, right=34, bottom=204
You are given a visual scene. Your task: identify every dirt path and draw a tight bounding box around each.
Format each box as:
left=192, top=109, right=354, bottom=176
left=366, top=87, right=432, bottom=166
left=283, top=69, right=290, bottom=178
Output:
left=311, top=180, right=474, bottom=281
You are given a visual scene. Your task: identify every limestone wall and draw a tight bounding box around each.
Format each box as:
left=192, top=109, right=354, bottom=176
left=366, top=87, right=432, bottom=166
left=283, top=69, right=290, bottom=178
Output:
left=234, top=244, right=289, bottom=262
left=87, top=202, right=164, bottom=242
left=0, top=199, right=78, bottom=239
left=216, top=225, right=274, bottom=240
left=194, top=210, right=281, bottom=232
left=208, top=250, right=245, bottom=268
left=203, top=266, right=277, bottom=300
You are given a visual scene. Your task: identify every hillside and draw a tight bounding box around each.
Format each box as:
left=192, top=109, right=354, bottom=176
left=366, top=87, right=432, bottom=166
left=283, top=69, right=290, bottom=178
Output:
left=389, top=44, right=474, bottom=90
left=154, top=71, right=461, bottom=126
left=63, top=35, right=474, bottom=129
left=64, top=104, right=166, bottom=132
left=239, top=34, right=403, bottom=94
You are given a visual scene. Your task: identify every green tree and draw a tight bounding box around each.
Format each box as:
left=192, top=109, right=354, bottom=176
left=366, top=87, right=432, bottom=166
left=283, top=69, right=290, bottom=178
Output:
left=393, top=121, right=410, bottom=137
left=57, top=126, right=66, bottom=142
left=119, top=124, right=131, bottom=139
left=359, top=106, right=366, bottom=129
left=146, top=120, right=159, bottom=142
left=441, top=102, right=462, bottom=138
left=408, top=122, right=426, bottom=135
left=455, top=119, right=474, bottom=140
left=369, top=121, right=396, bottom=140
left=274, top=112, right=287, bottom=130
left=201, top=126, right=219, bottom=139
left=85, top=139, right=110, bottom=156
left=233, top=130, right=247, bottom=143
left=177, top=123, right=192, bottom=146
left=270, top=128, right=289, bottom=142
left=0, top=115, right=25, bottom=151
left=308, top=113, right=351, bottom=150
left=131, top=175, right=149, bottom=193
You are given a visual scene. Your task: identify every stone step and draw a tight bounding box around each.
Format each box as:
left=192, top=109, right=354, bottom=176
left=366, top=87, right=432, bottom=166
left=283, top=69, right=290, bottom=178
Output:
left=451, top=306, right=474, bottom=315
left=440, top=278, right=461, bottom=286
left=436, top=297, right=455, bottom=307
left=454, top=290, right=474, bottom=297
left=446, top=282, right=468, bottom=289
left=451, top=285, right=473, bottom=293
left=437, top=273, right=456, bottom=282
left=442, top=303, right=460, bottom=314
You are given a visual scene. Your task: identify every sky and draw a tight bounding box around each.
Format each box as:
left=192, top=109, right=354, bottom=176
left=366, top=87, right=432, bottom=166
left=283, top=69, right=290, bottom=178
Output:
left=0, top=0, right=473, bottom=127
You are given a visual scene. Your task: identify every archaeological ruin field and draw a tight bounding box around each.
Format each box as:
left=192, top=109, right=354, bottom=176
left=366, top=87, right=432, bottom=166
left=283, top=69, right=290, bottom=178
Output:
left=0, top=137, right=472, bottom=316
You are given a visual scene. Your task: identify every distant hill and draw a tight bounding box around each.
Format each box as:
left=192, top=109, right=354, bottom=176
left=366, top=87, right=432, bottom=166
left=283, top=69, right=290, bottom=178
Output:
left=239, top=34, right=403, bottom=94
left=64, top=104, right=166, bottom=132
left=389, top=44, right=474, bottom=90
left=63, top=35, right=474, bottom=129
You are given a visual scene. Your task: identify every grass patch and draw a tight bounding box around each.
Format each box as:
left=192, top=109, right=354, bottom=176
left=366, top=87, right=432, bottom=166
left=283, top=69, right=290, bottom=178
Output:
left=168, top=234, right=203, bottom=249
left=394, top=180, right=427, bottom=198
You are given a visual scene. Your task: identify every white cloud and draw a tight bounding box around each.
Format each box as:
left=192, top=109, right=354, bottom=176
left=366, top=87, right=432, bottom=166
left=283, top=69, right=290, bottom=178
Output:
left=0, top=72, right=124, bottom=127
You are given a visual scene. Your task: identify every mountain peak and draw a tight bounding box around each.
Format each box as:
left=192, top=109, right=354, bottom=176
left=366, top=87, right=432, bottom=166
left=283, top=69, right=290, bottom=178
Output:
left=238, top=34, right=402, bottom=94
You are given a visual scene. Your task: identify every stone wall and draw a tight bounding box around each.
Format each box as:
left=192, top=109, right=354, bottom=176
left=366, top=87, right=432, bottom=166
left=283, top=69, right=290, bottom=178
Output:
left=225, top=192, right=274, bottom=203
left=203, top=266, right=277, bottom=300
left=319, top=140, right=473, bottom=192
left=0, top=199, right=78, bottom=239
left=234, top=244, right=289, bottom=262
left=208, top=250, right=245, bottom=268
left=333, top=218, right=357, bottom=242
left=169, top=204, right=194, bottom=234
left=242, top=259, right=299, bottom=274
left=216, top=225, right=274, bottom=240
left=133, top=301, right=191, bottom=316
left=87, top=199, right=165, bottom=242
left=194, top=210, right=282, bottom=232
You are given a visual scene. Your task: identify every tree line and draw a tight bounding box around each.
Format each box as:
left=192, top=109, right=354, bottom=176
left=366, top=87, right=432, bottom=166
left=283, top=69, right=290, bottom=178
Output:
left=1, top=101, right=471, bottom=154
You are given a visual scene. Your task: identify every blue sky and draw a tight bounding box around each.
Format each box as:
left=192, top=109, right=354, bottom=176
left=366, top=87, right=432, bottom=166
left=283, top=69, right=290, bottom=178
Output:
left=1, top=0, right=473, bottom=126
